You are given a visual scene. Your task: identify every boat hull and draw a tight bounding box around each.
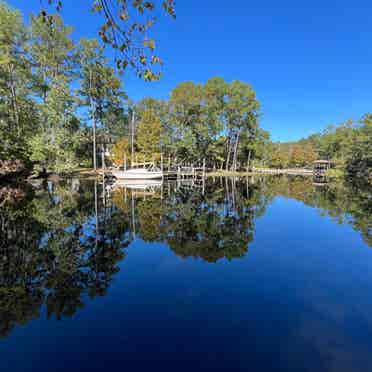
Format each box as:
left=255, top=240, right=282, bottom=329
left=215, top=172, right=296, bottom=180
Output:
left=111, top=169, right=163, bottom=180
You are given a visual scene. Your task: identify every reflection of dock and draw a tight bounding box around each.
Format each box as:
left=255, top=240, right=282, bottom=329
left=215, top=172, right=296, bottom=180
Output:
left=176, top=177, right=205, bottom=190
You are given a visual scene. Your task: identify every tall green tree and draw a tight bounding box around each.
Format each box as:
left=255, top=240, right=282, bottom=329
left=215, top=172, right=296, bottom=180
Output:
left=28, top=77, right=83, bottom=173
left=345, top=114, right=372, bottom=180
left=224, top=80, right=260, bottom=171
left=0, top=2, right=36, bottom=167
left=200, top=77, right=226, bottom=164
left=27, top=13, right=80, bottom=173
left=240, top=127, right=271, bottom=169
left=79, top=38, right=105, bottom=170
left=169, top=81, right=203, bottom=162
left=136, top=109, right=161, bottom=161
left=79, top=38, right=127, bottom=170
left=166, top=78, right=261, bottom=169
left=30, top=13, right=76, bottom=100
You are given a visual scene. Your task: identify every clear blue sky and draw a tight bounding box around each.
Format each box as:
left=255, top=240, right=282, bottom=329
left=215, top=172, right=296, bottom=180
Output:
left=8, top=0, right=372, bottom=141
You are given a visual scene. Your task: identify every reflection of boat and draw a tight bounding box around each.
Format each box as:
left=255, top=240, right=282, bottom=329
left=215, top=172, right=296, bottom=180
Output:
left=113, top=179, right=163, bottom=190
left=111, top=163, right=163, bottom=180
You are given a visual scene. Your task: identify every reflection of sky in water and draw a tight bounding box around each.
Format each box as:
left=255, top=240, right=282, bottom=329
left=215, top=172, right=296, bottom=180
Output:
left=0, top=177, right=371, bottom=372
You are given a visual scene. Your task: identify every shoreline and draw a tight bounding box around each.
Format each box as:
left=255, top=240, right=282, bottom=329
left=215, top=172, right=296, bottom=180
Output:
left=208, top=168, right=313, bottom=177
left=74, top=167, right=314, bottom=178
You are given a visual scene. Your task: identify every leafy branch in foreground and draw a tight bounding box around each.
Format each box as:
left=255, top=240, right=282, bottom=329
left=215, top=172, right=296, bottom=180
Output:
left=42, top=0, right=176, bottom=81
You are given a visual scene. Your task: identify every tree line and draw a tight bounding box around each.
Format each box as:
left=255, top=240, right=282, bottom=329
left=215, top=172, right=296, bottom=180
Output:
left=268, top=115, right=371, bottom=180
left=119, top=78, right=264, bottom=171
left=1, top=2, right=370, bottom=181
left=113, top=92, right=371, bottom=181
left=0, top=2, right=266, bottom=175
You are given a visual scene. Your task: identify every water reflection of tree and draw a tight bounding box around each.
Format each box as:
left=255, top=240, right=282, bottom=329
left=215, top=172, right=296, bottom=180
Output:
left=0, top=183, right=43, bottom=336
left=314, top=180, right=371, bottom=247
left=111, top=176, right=371, bottom=259
left=1, top=175, right=370, bottom=338
left=261, top=176, right=371, bottom=246
left=137, top=198, right=164, bottom=242
left=160, top=184, right=255, bottom=262
left=111, top=178, right=267, bottom=262
left=0, top=180, right=130, bottom=336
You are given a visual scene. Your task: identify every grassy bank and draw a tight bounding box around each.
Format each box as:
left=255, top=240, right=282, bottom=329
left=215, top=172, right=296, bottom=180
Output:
left=207, top=168, right=313, bottom=177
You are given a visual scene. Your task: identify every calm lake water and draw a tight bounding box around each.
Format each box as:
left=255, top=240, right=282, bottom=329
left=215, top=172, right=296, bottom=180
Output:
left=0, top=176, right=371, bottom=372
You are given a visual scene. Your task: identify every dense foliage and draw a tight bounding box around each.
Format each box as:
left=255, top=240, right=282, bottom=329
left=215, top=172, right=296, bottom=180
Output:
left=133, top=78, right=263, bottom=171
left=0, top=2, right=127, bottom=175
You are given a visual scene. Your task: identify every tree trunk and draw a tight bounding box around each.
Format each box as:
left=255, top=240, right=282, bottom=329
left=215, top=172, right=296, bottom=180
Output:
left=101, top=144, right=106, bottom=170
left=92, top=111, right=97, bottom=171
left=131, top=110, right=135, bottom=164
left=225, top=136, right=232, bottom=171
left=247, top=149, right=252, bottom=171
left=7, top=64, right=20, bottom=136
left=89, top=70, right=97, bottom=171
left=232, top=131, right=240, bottom=171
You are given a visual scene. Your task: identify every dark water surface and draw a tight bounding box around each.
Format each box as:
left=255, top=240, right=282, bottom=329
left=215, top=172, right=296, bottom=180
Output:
left=0, top=176, right=371, bottom=372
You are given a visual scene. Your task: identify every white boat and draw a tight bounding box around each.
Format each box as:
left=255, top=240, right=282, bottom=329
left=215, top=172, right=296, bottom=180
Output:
left=111, top=164, right=163, bottom=180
